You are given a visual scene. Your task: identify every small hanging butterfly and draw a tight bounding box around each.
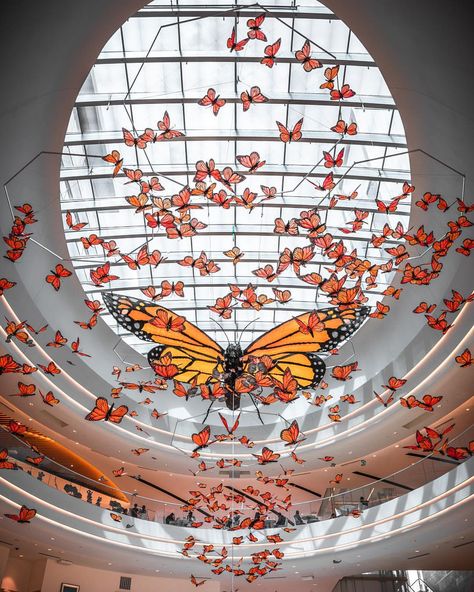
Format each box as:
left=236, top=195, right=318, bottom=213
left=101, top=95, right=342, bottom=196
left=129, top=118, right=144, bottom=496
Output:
left=45, top=264, right=72, bottom=291
left=198, top=88, right=226, bottom=116
left=156, top=111, right=185, bottom=141
left=223, top=246, right=244, bottom=265
left=455, top=348, right=472, bottom=367
left=192, top=425, right=212, bottom=453
left=280, top=420, right=305, bottom=446
left=101, top=150, right=123, bottom=177
left=85, top=397, right=128, bottom=423
left=4, top=505, right=37, bottom=523
left=276, top=118, right=303, bottom=143
left=295, top=40, right=322, bottom=72
left=240, top=86, right=268, bottom=111
left=331, top=119, right=358, bottom=135
left=227, top=26, right=248, bottom=52
left=40, top=390, right=60, bottom=406
left=253, top=446, right=280, bottom=464
left=330, top=84, right=356, bottom=100
left=122, top=128, right=147, bottom=149
left=65, top=210, right=87, bottom=231
left=260, top=38, right=281, bottom=68
left=323, top=148, right=345, bottom=168
left=247, top=14, right=266, bottom=41
left=236, top=151, right=265, bottom=173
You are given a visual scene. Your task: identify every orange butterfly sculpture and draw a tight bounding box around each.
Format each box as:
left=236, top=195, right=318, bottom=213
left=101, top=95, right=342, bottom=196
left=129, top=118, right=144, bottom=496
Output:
left=85, top=397, right=128, bottom=424
left=103, top=292, right=369, bottom=411
left=240, top=86, right=268, bottom=111
left=192, top=426, right=212, bottom=452
left=280, top=420, right=305, bottom=446
left=455, top=348, right=472, bottom=367
left=4, top=505, right=37, bottom=523
left=253, top=446, right=280, bottom=464
left=0, top=449, right=17, bottom=470
left=261, top=38, right=281, bottom=67
left=295, top=40, right=321, bottom=71
left=247, top=13, right=266, bottom=41
left=45, top=264, right=72, bottom=291
left=276, top=118, right=303, bottom=143
left=227, top=26, right=248, bottom=52
left=198, top=88, right=226, bottom=116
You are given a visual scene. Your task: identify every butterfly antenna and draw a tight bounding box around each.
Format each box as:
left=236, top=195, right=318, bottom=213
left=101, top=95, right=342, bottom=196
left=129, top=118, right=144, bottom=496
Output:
left=202, top=400, right=215, bottom=424
left=249, top=393, right=264, bottom=425
left=210, top=318, right=231, bottom=345
left=237, top=318, right=259, bottom=345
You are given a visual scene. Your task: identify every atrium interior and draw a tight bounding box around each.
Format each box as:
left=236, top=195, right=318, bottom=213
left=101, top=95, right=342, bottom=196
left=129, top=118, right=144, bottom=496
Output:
left=0, top=1, right=472, bottom=591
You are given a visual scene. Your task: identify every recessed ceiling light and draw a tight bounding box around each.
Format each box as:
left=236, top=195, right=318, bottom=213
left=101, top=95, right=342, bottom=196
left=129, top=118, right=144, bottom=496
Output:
left=47, top=548, right=52, bottom=551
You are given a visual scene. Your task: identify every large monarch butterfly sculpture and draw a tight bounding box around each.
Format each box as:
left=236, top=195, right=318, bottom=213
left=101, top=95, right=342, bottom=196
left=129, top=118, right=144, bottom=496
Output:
left=103, top=292, right=368, bottom=411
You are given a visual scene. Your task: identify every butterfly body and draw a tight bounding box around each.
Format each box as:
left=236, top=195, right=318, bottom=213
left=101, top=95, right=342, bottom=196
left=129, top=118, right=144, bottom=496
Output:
left=221, top=343, right=244, bottom=410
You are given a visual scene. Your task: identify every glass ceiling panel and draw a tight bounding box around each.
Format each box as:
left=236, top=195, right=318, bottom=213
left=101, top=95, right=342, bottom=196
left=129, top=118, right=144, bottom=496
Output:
left=61, top=0, right=410, bottom=353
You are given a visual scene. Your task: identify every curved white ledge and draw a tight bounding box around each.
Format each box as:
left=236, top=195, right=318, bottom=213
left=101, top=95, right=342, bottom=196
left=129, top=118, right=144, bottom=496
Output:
left=0, top=458, right=472, bottom=560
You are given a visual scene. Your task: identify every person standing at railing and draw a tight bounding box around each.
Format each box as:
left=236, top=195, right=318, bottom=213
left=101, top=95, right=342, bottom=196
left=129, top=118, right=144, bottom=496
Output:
left=294, top=510, right=304, bottom=525
left=275, top=514, right=286, bottom=527
left=130, top=503, right=139, bottom=518
left=186, top=510, right=195, bottom=525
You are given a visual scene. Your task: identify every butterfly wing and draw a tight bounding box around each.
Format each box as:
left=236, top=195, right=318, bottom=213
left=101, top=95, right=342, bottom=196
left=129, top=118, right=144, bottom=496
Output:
left=276, top=121, right=290, bottom=143
left=244, top=306, right=369, bottom=358
left=103, top=292, right=223, bottom=357
left=246, top=351, right=326, bottom=389
left=148, top=345, right=223, bottom=385
left=108, top=404, right=129, bottom=424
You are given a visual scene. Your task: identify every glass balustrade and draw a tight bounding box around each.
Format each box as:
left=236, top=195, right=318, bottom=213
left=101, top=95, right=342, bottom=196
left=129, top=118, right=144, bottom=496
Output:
left=1, top=425, right=472, bottom=531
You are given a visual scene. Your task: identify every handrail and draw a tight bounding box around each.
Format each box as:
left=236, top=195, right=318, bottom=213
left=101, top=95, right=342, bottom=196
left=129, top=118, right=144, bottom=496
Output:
left=1, top=423, right=472, bottom=514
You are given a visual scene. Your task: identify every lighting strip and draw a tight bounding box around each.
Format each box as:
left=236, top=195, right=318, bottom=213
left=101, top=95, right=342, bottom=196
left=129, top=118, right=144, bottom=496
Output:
left=0, top=464, right=472, bottom=555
